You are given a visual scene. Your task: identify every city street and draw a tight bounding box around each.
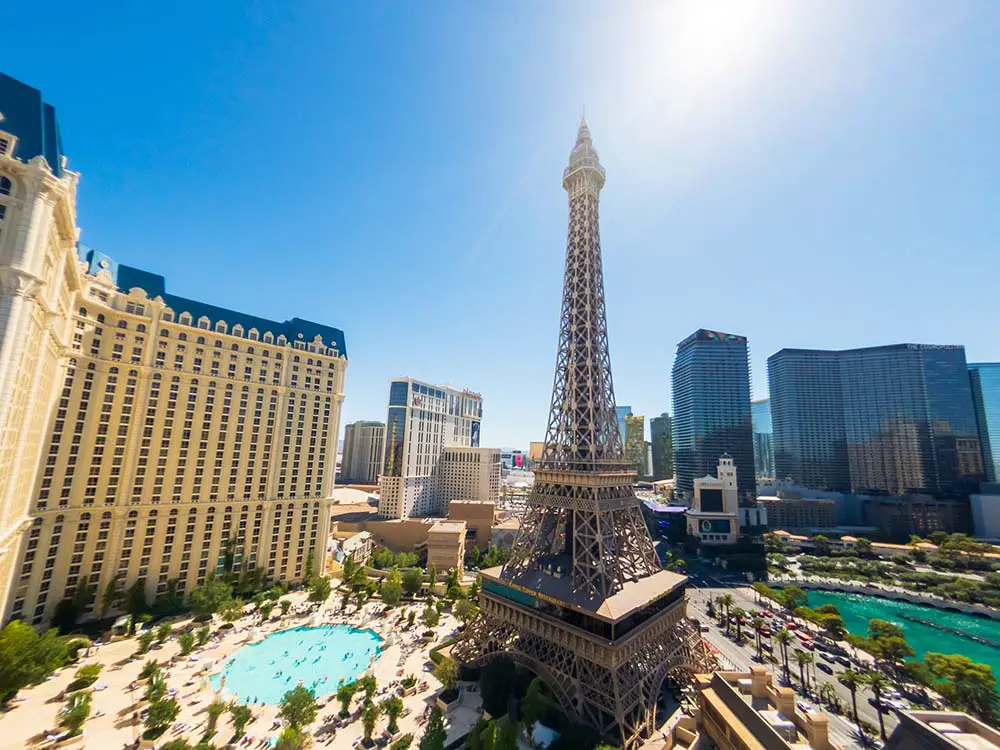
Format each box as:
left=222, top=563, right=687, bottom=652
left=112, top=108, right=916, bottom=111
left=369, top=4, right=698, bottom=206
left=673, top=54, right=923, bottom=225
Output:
left=686, top=578, right=899, bottom=749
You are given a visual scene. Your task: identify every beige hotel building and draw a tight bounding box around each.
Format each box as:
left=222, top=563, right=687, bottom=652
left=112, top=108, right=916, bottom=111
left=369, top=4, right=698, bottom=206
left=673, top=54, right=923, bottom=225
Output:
left=0, top=73, right=347, bottom=626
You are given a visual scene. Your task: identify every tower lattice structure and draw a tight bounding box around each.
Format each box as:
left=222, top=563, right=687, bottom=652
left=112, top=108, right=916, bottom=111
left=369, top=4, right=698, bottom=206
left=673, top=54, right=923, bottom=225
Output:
left=455, top=121, right=714, bottom=748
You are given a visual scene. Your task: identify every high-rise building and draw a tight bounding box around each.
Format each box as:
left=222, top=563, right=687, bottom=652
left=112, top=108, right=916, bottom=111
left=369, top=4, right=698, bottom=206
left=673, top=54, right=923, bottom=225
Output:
left=624, top=413, right=647, bottom=475
left=455, top=120, right=712, bottom=749
left=615, top=404, right=632, bottom=449
left=671, top=329, right=755, bottom=498
left=377, top=377, right=483, bottom=519
left=0, top=74, right=349, bottom=626
left=649, top=412, right=673, bottom=480
left=341, top=420, right=385, bottom=484
left=439, top=447, right=500, bottom=505
left=970, top=363, right=1000, bottom=483
left=751, top=399, right=775, bottom=480
left=769, top=344, right=984, bottom=498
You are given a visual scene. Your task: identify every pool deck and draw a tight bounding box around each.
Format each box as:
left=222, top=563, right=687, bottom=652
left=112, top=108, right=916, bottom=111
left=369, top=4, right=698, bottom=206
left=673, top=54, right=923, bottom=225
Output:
left=0, top=591, right=482, bottom=750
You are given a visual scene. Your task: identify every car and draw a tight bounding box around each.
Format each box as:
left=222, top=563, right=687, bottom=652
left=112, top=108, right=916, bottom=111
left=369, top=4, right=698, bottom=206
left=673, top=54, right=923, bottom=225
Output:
left=700, top=624, right=710, bottom=633
left=797, top=700, right=813, bottom=714
left=836, top=656, right=851, bottom=668
left=817, top=662, right=834, bottom=675
left=868, top=697, right=892, bottom=714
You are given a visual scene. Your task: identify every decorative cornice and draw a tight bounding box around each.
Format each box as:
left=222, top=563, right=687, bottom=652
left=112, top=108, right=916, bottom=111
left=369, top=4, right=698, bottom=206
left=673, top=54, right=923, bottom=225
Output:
left=0, top=267, right=43, bottom=299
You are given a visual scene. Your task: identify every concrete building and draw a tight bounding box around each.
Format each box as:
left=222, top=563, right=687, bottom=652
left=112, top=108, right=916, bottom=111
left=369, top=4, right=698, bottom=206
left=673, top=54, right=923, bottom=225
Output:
left=686, top=455, right=741, bottom=545
left=340, top=420, right=384, bottom=484
left=0, top=74, right=350, bottom=625
left=448, top=499, right=496, bottom=549
left=886, top=710, right=1000, bottom=750
left=971, top=484, right=1000, bottom=539
left=863, top=496, right=971, bottom=539
left=440, top=446, right=500, bottom=506
left=426, top=520, right=466, bottom=574
left=758, top=496, right=837, bottom=531
left=670, top=666, right=837, bottom=750
left=378, top=377, right=483, bottom=519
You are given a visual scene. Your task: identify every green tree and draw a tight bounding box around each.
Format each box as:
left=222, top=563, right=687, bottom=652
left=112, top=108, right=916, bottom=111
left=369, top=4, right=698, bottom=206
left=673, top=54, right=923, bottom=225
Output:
left=178, top=631, right=196, bottom=656
left=838, top=670, right=864, bottom=724
left=780, top=586, right=808, bottom=612
left=469, top=574, right=481, bottom=600
left=188, top=576, right=233, bottom=620
left=864, top=672, right=889, bottom=741
left=68, top=663, right=102, bottom=691
left=363, top=700, right=383, bottom=743
left=854, top=538, right=874, bottom=557
left=731, top=607, right=745, bottom=641
left=136, top=629, right=156, bottom=655
left=360, top=674, right=378, bottom=704
left=144, top=697, right=180, bottom=738
left=139, top=659, right=161, bottom=681
left=719, top=594, right=734, bottom=635
left=341, top=556, right=366, bottom=589
left=407, top=610, right=416, bottom=628
left=146, top=674, right=168, bottom=703
left=196, top=626, right=211, bottom=647
left=206, top=698, right=228, bottom=734
left=811, top=535, right=832, bottom=555
left=521, top=678, right=544, bottom=737
left=422, top=606, right=440, bottom=629
left=275, top=726, right=309, bottom=750
left=259, top=601, right=275, bottom=620
left=280, top=685, right=318, bottom=730
left=419, top=707, right=447, bottom=750
left=127, top=578, right=149, bottom=615
left=382, top=695, right=404, bottom=734
left=454, top=598, right=479, bottom=624
left=434, top=657, right=458, bottom=693
left=752, top=618, right=765, bottom=660
left=308, top=576, right=332, bottom=604
left=403, top=568, right=423, bottom=597
left=775, top=629, right=793, bottom=683
left=427, top=563, right=438, bottom=589
left=229, top=703, right=254, bottom=739
left=102, top=573, right=124, bottom=613
left=796, top=651, right=814, bottom=691
left=59, top=689, right=92, bottom=737
left=391, top=734, right=414, bottom=750
left=446, top=568, right=461, bottom=590
left=156, top=621, right=172, bottom=645
left=280, top=600, right=291, bottom=616
left=304, top=549, right=315, bottom=581
left=382, top=569, right=403, bottom=606
left=925, top=652, right=999, bottom=723
left=159, top=740, right=195, bottom=750
left=220, top=599, right=244, bottom=623
left=337, top=681, right=359, bottom=717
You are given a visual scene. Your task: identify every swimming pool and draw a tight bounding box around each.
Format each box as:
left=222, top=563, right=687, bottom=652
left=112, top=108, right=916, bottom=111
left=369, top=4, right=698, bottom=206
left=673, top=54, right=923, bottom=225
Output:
left=210, top=625, right=382, bottom=705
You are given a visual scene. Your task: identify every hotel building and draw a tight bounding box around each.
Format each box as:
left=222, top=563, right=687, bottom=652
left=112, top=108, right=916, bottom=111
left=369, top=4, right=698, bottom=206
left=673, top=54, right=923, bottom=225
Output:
left=341, top=420, right=384, bottom=484
left=0, top=73, right=347, bottom=626
left=378, top=377, right=483, bottom=519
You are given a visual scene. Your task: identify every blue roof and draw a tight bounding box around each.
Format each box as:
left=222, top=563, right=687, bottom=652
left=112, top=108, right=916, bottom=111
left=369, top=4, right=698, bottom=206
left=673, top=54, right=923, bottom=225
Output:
left=0, top=73, right=64, bottom=177
left=77, top=244, right=347, bottom=356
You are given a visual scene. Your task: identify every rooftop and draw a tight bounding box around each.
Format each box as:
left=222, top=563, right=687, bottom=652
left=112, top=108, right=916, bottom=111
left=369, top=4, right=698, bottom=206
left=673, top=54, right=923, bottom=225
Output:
left=78, top=245, right=347, bottom=356
left=888, top=711, right=1000, bottom=750
left=484, top=565, right=686, bottom=622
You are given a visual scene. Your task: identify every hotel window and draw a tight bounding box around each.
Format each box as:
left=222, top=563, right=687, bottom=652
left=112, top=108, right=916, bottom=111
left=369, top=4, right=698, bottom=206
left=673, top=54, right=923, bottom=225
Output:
left=0, top=176, right=10, bottom=195
left=0, top=205, right=5, bottom=222
left=0, top=139, right=9, bottom=155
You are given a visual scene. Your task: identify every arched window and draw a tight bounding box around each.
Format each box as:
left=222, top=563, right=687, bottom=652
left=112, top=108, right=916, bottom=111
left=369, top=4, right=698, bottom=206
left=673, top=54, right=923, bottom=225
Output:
left=0, top=176, right=11, bottom=196
left=78, top=307, right=87, bottom=317
left=179, top=312, right=192, bottom=325
left=118, top=320, right=127, bottom=329
left=136, top=324, right=146, bottom=333
left=197, top=337, right=205, bottom=345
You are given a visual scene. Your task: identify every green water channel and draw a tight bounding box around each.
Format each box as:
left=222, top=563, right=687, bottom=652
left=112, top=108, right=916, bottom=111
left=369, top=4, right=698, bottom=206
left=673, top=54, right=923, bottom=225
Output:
left=805, top=590, right=1000, bottom=679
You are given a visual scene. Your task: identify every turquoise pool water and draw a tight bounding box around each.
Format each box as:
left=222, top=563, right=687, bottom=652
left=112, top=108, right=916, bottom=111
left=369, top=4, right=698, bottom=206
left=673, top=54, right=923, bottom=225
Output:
left=210, top=625, right=382, bottom=704
left=806, top=590, right=1000, bottom=680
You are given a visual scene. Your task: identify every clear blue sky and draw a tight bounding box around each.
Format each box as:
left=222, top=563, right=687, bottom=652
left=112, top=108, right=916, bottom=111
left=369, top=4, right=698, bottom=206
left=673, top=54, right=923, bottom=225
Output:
left=4, top=1, right=999, bottom=448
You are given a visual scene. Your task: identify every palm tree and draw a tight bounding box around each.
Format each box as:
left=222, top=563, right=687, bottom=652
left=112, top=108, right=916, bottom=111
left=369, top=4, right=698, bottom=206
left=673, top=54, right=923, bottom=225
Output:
left=732, top=607, right=746, bottom=642
left=864, top=672, right=889, bottom=742
left=818, top=682, right=836, bottom=709
left=795, top=651, right=814, bottom=692
left=753, top=617, right=765, bottom=661
left=838, top=670, right=863, bottom=724
left=381, top=695, right=404, bottom=735
left=775, top=630, right=793, bottom=683
left=714, top=596, right=726, bottom=627
left=720, top=594, right=735, bottom=636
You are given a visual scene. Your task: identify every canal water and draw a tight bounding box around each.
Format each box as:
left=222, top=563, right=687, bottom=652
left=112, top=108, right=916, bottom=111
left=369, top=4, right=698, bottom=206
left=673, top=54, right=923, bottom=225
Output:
left=805, top=589, right=1000, bottom=679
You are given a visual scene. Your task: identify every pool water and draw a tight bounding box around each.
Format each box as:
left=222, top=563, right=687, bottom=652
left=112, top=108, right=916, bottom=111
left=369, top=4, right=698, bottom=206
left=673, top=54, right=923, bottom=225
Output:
left=210, top=625, right=382, bottom=705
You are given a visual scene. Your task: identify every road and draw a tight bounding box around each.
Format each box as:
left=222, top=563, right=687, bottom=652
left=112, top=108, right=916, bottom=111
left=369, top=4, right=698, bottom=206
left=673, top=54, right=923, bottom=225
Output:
left=686, top=578, right=899, bottom=749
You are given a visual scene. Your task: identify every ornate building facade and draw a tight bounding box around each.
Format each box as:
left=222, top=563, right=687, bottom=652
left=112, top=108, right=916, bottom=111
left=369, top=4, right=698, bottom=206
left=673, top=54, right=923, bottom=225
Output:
left=0, top=74, right=348, bottom=626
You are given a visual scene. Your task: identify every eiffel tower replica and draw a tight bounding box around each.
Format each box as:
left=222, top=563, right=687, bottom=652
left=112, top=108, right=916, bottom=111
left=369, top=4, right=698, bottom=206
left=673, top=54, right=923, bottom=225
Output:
left=454, top=120, right=713, bottom=748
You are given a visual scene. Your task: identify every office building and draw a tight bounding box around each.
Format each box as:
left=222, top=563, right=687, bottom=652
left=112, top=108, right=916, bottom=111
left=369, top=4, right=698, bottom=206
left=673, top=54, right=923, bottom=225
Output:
left=649, top=412, right=673, bottom=481
left=623, top=414, right=648, bottom=475
left=378, top=377, right=483, bottom=519
left=864, top=496, right=971, bottom=538
left=672, top=329, right=755, bottom=498
left=615, top=405, right=632, bottom=449
left=439, top=446, right=500, bottom=505
left=751, top=398, right=774, bottom=479
left=970, top=484, right=1000, bottom=539
left=340, top=420, right=384, bottom=484
left=757, top=496, right=837, bottom=531
left=769, top=344, right=984, bottom=497
left=970, top=363, right=1000, bottom=483
left=886, top=710, right=1000, bottom=750
left=0, top=74, right=349, bottom=625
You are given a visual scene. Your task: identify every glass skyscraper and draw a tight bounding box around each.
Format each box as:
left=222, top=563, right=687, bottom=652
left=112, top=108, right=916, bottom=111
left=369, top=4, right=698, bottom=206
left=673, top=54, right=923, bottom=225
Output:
left=970, top=363, right=1000, bottom=483
left=751, top=399, right=775, bottom=479
left=649, top=413, right=673, bottom=481
left=616, top=405, right=632, bottom=450
left=672, top=329, right=755, bottom=497
left=769, top=344, right=984, bottom=497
